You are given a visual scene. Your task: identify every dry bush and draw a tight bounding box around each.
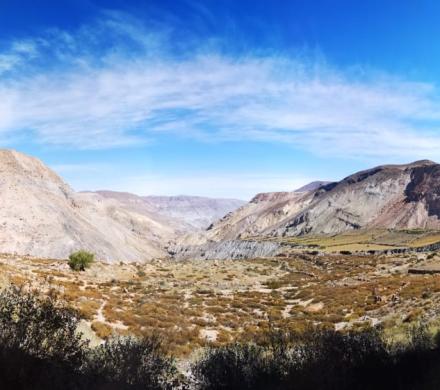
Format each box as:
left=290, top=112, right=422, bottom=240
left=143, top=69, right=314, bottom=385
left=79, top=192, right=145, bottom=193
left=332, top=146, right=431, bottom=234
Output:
left=91, top=321, right=113, bottom=339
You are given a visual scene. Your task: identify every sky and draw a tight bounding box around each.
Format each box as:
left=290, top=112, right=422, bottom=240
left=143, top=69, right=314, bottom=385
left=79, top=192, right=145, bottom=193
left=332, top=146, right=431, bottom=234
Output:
left=2, top=1, right=440, bottom=199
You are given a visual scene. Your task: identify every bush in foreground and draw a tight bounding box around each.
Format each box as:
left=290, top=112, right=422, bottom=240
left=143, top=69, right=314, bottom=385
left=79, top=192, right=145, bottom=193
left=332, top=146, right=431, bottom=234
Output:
left=192, top=327, right=440, bottom=390
left=87, top=336, right=178, bottom=390
left=0, top=287, right=87, bottom=389
left=4, top=287, right=440, bottom=389
left=0, top=287, right=180, bottom=390
left=68, top=250, right=95, bottom=271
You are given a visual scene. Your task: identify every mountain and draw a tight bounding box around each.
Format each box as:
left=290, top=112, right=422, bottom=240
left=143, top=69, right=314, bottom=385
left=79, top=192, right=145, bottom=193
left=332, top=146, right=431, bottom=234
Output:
left=275, top=160, right=440, bottom=237
left=95, top=191, right=245, bottom=230
left=294, top=181, right=333, bottom=192
left=0, top=150, right=177, bottom=262
left=181, top=191, right=315, bottom=245
left=185, top=160, right=440, bottom=245
left=5, top=150, right=440, bottom=261
left=86, top=190, right=192, bottom=233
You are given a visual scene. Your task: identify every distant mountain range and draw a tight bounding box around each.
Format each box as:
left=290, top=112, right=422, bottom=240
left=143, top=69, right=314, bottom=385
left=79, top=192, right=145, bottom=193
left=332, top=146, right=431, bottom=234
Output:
left=2, top=149, right=440, bottom=261
left=93, top=191, right=245, bottom=230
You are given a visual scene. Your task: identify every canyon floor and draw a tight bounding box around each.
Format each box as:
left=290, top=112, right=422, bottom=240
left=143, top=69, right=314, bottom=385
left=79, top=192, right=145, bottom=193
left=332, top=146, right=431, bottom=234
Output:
left=3, top=230, right=440, bottom=357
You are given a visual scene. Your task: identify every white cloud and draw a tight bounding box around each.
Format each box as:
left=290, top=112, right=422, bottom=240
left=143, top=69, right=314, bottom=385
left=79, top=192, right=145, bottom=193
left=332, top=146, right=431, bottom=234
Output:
left=1, top=13, right=440, bottom=159
left=0, top=39, right=40, bottom=74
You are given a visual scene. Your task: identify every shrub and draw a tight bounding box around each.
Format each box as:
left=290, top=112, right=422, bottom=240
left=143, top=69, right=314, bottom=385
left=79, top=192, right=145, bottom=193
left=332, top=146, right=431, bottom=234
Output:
left=0, top=287, right=87, bottom=364
left=86, top=336, right=179, bottom=389
left=0, top=288, right=182, bottom=390
left=192, top=326, right=440, bottom=390
left=0, top=287, right=88, bottom=389
left=68, top=250, right=95, bottom=271
left=5, top=287, right=440, bottom=390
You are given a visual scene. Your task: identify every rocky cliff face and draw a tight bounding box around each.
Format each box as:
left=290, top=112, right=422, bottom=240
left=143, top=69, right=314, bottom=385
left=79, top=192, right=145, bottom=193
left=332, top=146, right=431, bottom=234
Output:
left=0, top=150, right=176, bottom=262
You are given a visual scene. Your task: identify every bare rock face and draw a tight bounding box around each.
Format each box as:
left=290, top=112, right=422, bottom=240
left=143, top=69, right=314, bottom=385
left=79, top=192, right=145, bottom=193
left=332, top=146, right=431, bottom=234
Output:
left=0, top=150, right=176, bottom=262
left=169, top=240, right=282, bottom=261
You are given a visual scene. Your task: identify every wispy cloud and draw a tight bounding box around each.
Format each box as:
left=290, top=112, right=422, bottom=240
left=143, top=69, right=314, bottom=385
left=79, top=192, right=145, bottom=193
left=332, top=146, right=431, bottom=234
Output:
left=2, top=12, right=440, bottom=158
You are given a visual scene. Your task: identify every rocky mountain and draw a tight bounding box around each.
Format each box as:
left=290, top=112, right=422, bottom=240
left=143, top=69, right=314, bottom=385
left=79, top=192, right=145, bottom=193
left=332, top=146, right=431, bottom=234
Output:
left=0, top=150, right=178, bottom=262
left=294, top=181, right=333, bottom=192
left=275, top=160, right=440, bottom=237
left=180, top=190, right=315, bottom=246
left=95, top=191, right=245, bottom=230
left=4, top=150, right=440, bottom=262
left=184, top=160, right=440, bottom=246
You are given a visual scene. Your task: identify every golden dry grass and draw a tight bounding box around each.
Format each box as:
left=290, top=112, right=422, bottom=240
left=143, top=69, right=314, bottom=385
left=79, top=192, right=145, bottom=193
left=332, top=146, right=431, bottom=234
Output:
left=1, top=244, right=440, bottom=356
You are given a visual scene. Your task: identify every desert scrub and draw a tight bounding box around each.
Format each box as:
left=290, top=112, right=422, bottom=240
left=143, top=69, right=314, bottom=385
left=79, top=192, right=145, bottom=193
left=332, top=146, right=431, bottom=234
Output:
left=68, top=250, right=94, bottom=271
left=91, top=321, right=114, bottom=339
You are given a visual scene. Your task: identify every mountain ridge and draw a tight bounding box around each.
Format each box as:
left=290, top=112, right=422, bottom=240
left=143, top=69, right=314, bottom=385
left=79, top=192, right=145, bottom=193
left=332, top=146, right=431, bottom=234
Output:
left=2, top=149, right=440, bottom=261
left=182, top=160, right=440, bottom=247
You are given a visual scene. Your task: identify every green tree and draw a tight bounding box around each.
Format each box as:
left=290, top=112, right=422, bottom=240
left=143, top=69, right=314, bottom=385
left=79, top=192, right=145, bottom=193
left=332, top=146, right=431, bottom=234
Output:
left=68, top=250, right=94, bottom=271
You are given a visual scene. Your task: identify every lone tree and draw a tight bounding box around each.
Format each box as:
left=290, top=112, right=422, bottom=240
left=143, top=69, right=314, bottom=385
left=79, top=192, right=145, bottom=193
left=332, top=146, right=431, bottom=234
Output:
left=68, top=250, right=94, bottom=271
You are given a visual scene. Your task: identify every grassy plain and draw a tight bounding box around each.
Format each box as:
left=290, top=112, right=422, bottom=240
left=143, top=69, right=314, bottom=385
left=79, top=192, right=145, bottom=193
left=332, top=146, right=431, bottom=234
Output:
left=274, top=228, right=440, bottom=253
left=2, top=237, right=440, bottom=356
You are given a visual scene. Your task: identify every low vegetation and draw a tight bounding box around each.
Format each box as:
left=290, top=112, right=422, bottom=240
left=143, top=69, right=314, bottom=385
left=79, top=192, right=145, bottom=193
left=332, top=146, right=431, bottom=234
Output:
left=278, top=228, right=440, bottom=253
left=3, top=287, right=440, bottom=389
left=2, top=249, right=440, bottom=357
left=0, top=287, right=179, bottom=389
left=68, top=250, right=95, bottom=271
left=193, top=326, right=440, bottom=390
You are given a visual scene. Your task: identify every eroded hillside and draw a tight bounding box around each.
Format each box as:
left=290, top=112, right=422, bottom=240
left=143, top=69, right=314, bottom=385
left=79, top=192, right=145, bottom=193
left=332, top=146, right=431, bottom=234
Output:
left=183, top=160, right=440, bottom=248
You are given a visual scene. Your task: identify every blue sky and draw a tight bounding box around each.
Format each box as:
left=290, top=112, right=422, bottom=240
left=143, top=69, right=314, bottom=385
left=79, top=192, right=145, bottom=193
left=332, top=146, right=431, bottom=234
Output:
left=2, top=1, right=440, bottom=199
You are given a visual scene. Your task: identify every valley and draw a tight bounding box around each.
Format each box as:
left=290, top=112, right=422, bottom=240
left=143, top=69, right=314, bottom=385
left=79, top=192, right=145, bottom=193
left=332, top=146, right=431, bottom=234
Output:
left=4, top=149, right=440, bottom=360
left=3, top=238, right=440, bottom=357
